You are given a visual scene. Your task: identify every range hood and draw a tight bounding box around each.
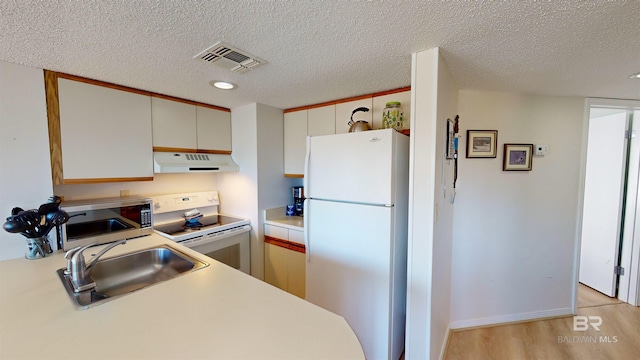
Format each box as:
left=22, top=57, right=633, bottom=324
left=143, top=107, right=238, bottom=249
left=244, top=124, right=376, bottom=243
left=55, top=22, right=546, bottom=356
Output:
left=153, top=152, right=239, bottom=173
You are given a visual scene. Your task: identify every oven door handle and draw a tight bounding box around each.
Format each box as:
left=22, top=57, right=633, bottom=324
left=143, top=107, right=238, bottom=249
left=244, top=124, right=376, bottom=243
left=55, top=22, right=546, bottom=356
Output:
left=178, top=225, right=250, bottom=245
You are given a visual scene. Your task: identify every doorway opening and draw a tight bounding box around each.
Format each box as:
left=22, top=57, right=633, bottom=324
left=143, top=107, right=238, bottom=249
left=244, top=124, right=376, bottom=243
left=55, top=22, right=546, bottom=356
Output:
left=576, top=99, right=640, bottom=309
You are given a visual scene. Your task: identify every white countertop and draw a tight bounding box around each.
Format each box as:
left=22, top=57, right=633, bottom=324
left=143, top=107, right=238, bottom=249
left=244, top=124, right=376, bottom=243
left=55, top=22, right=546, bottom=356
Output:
left=0, top=235, right=363, bottom=359
left=264, top=207, right=304, bottom=230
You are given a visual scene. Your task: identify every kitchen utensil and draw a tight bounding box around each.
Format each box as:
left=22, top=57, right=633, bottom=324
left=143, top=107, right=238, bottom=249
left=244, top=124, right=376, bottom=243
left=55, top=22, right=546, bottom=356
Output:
left=348, top=107, right=371, bottom=132
left=48, top=195, right=62, bottom=205
left=5, top=211, right=41, bottom=238
left=37, top=195, right=63, bottom=217
left=3, top=218, right=27, bottom=233
left=38, top=201, right=59, bottom=215
left=40, top=210, right=69, bottom=237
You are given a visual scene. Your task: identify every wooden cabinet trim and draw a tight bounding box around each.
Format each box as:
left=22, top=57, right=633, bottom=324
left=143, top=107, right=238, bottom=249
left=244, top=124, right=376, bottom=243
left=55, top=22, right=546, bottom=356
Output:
left=284, top=173, right=304, bottom=178
left=153, top=146, right=198, bottom=153
left=198, top=149, right=233, bottom=155
left=62, top=177, right=154, bottom=185
left=152, top=93, right=230, bottom=112
left=370, top=86, right=412, bottom=98
left=284, top=86, right=411, bottom=113
left=264, top=235, right=306, bottom=253
left=54, top=71, right=230, bottom=112
left=152, top=147, right=231, bottom=155
left=44, top=70, right=63, bottom=185
left=333, top=94, right=372, bottom=105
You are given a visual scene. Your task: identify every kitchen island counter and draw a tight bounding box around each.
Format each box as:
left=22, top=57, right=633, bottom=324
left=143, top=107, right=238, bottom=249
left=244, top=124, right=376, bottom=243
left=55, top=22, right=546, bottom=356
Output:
left=0, top=235, right=363, bottom=359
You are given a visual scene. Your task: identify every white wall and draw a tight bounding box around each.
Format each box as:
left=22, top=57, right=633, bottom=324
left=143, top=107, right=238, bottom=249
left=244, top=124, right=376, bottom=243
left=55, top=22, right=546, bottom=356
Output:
left=217, top=103, right=260, bottom=276
left=405, top=47, right=457, bottom=360
left=450, top=91, right=584, bottom=328
left=430, top=50, right=457, bottom=360
left=218, top=103, right=297, bottom=280
left=0, top=61, right=53, bottom=260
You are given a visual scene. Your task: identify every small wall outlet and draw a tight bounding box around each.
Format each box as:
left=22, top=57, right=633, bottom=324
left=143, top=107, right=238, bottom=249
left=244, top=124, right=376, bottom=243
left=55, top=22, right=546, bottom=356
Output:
left=535, top=144, right=549, bottom=156
left=120, top=190, right=130, bottom=197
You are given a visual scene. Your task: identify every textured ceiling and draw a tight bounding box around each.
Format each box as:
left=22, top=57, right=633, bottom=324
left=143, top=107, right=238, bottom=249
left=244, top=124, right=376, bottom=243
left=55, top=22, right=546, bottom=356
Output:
left=1, top=1, right=639, bottom=110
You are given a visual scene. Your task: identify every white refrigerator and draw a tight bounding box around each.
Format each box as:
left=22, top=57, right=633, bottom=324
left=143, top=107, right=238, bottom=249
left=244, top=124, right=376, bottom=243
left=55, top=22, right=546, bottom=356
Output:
left=303, top=129, right=409, bottom=360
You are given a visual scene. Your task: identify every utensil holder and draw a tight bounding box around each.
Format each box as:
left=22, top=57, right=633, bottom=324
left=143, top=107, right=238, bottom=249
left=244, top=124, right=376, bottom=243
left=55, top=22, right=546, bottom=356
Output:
left=25, top=236, right=53, bottom=260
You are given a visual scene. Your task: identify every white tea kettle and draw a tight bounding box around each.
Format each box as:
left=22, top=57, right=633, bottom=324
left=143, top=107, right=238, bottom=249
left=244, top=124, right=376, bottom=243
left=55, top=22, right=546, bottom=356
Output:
left=348, top=107, right=371, bottom=132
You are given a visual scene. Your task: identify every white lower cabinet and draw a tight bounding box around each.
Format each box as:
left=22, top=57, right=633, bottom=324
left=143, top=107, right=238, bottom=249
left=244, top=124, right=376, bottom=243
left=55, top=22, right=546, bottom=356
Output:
left=56, top=77, right=153, bottom=182
left=264, top=224, right=305, bottom=298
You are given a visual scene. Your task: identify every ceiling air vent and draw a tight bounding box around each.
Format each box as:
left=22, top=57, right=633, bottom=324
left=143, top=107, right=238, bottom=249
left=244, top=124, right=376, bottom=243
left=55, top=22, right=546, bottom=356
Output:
left=194, top=42, right=265, bottom=73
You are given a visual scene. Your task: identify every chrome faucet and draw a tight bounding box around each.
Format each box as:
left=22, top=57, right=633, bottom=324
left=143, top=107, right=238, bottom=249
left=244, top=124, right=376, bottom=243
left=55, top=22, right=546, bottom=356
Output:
left=64, top=240, right=126, bottom=293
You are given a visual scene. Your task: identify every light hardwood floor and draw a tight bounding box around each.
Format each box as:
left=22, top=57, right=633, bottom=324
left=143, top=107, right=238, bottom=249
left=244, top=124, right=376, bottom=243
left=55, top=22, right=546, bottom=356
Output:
left=443, top=285, right=640, bottom=360
left=577, top=283, right=623, bottom=308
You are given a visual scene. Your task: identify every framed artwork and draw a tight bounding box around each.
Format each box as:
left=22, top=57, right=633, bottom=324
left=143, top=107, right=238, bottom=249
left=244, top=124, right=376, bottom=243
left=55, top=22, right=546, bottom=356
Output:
left=503, top=144, right=533, bottom=171
left=466, top=130, right=498, bottom=158
left=446, top=119, right=455, bottom=159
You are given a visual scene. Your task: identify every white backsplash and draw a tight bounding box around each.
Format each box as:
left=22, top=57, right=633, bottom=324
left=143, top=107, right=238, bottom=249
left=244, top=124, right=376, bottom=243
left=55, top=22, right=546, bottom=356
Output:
left=53, top=173, right=218, bottom=201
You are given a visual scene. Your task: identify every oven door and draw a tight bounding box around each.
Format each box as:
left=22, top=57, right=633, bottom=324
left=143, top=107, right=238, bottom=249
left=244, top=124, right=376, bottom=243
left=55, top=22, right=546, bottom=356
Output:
left=181, top=225, right=251, bottom=274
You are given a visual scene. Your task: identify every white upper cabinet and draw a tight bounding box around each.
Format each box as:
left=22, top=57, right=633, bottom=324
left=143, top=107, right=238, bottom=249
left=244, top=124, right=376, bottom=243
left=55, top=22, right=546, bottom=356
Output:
left=196, top=106, right=232, bottom=153
left=284, top=110, right=308, bottom=176
left=57, top=78, right=153, bottom=182
left=151, top=97, right=197, bottom=150
left=307, top=105, right=335, bottom=136
left=335, top=98, right=373, bottom=134
left=372, top=91, right=411, bottom=130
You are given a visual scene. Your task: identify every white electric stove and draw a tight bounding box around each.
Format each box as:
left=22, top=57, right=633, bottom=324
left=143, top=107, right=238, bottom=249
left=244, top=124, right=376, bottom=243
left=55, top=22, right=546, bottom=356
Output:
left=151, top=191, right=251, bottom=274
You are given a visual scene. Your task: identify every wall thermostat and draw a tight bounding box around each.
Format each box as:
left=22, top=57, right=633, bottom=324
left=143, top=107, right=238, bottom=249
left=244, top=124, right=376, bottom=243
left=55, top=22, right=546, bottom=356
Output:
left=535, top=144, right=549, bottom=156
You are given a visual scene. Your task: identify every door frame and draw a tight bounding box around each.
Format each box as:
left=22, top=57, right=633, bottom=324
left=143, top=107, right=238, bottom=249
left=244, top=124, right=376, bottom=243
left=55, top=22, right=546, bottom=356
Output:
left=573, top=98, right=640, bottom=312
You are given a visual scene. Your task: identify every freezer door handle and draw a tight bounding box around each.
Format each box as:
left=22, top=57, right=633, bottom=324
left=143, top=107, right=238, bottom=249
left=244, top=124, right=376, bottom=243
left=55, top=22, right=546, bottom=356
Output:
left=304, top=198, right=310, bottom=262
left=304, top=136, right=311, bottom=191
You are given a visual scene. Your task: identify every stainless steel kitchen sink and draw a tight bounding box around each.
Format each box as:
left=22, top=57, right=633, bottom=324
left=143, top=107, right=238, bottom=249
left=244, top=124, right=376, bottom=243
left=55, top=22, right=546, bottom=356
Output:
left=57, top=244, right=208, bottom=309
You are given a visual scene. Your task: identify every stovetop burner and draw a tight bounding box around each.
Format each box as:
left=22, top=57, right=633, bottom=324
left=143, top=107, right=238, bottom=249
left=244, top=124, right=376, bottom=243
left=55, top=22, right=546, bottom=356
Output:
left=154, top=215, right=247, bottom=237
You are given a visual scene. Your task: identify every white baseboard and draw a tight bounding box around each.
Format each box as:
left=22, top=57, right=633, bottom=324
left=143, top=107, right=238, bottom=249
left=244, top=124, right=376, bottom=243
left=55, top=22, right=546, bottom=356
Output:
left=449, top=308, right=573, bottom=330
left=439, top=325, right=451, bottom=360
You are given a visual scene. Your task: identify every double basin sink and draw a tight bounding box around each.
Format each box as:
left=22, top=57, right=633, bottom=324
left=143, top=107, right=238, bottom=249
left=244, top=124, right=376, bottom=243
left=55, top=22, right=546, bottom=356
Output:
left=57, top=244, right=208, bottom=309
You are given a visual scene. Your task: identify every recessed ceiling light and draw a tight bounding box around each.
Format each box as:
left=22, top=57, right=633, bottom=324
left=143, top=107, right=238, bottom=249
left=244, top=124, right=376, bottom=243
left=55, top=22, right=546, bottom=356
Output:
left=210, top=81, right=237, bottom=90
left=629, top=72, right=640, bottom=79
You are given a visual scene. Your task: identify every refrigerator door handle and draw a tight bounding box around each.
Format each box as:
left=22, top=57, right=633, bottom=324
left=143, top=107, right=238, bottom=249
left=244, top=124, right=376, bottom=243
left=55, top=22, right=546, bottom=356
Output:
left=303, top=198, right=310, bottom=262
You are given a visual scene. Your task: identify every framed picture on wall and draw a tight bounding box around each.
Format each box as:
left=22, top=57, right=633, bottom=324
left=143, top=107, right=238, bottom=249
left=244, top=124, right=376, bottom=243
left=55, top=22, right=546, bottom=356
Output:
left=466, top=130, right=498, bottom=158
left=503, top=144, right=533, bottom=171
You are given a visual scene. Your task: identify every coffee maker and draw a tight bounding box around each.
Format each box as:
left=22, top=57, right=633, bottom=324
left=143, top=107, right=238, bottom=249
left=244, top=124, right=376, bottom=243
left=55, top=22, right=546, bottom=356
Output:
left=292, top=186, right=304, bottom=216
